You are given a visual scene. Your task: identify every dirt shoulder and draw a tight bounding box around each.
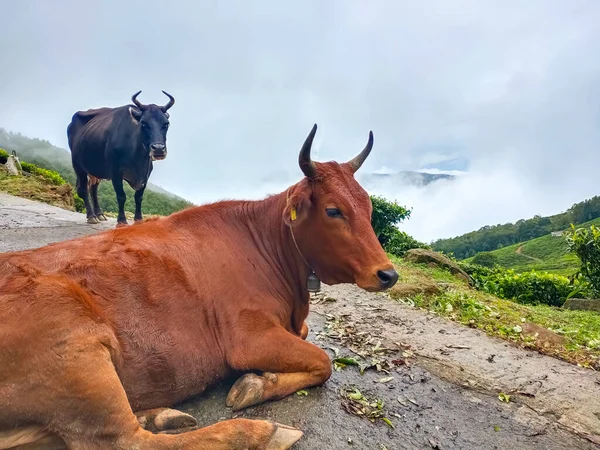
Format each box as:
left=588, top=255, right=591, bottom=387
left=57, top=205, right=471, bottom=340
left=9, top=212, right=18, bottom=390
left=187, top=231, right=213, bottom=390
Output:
left=316, top=283, right=600, bottom=446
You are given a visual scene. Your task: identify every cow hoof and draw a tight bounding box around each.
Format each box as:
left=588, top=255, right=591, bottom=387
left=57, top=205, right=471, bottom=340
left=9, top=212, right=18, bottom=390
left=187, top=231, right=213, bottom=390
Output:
left=266, top=423, right=303, bottom=450
left=116, top=222, right=129, bottom=228
left=226, top=373, right=268, bottom=411
left=137, top=408, right=198, bottom=433
left=87, top=216, right=99, bottom=224
left=97, top=214, right=107, bottom=221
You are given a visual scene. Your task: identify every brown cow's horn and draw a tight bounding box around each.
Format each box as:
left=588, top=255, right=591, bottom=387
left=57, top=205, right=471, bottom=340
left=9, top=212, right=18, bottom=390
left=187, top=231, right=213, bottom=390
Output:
left=131, top=90, right=144, bottom=109
left=299, top=124, right=318, bottom=178
left=347, top=131, right=374, bottom=173
left=161, top=90, right=175, bottom=112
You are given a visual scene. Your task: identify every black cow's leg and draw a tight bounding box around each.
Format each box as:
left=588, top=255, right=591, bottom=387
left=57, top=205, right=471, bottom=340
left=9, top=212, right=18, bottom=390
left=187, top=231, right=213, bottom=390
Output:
left=111, top=175, right=128, bottom=226
left=89, top=181, right=106, bottom=221
left=134, top=184, right=147, bottom=222
left=72, top=162, right=98, bottom=224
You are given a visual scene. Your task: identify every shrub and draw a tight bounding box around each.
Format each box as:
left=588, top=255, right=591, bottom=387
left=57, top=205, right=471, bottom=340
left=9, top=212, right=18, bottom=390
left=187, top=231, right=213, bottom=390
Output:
left=0, top=148, right=8, bottom=164
left=20, top=161, right=66, bottom=186
left=74, top=194, right=85, bottom=213
left=471, top=251, right=498, bottom=268
left=369, top=195, right=428, bottom=256
left=565, top=224, right=600, bottom=297
left=384, top=229, right=430, bottom=257
left=458, top=262, right=586, bottom=307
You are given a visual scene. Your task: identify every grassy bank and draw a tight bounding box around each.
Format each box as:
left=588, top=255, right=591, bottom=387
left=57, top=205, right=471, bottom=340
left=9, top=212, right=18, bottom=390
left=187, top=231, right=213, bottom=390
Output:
left=389, top=256, right=600, bottom=370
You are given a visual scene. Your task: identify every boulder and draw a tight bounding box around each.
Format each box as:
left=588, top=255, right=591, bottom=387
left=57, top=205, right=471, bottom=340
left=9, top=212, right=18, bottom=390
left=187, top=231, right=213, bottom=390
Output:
left=5, top=152, right=22, bottom=176
left=562, top=298, right=600, bottom=313
left=404, top=249, right=473, bottom=284
left=389, top=281, right=441, bottom=299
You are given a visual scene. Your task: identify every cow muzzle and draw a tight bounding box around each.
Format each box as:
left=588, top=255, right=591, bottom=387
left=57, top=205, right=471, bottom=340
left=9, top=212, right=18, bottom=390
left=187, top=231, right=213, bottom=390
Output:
left=355, top=265, right=399, bottom=292
left=150, top=144, right=167, bottom=161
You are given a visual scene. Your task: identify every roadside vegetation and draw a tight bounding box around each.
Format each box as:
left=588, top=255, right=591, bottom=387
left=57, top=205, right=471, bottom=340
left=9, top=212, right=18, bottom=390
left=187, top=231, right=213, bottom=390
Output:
left=388, top=257, right=600, bottom=370
left=368, top=195, right=600, bottom=370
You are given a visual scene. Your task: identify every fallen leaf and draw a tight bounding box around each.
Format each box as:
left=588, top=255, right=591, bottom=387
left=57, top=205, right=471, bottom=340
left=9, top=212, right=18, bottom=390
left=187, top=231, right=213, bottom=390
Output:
left=377, top=376, right=394, bottom=383
left=382, top=417, right=394, bottom=429
left=498, top=393, right=511, bottom=403
left=296, top=390, right=308, bottom=396
left=494, top=425, right=500, bottom=432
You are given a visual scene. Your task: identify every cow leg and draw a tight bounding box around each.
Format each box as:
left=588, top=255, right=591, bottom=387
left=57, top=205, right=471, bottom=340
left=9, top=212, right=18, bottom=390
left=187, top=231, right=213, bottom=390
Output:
left=226, top=325, right=332, bottom=411
left=16, top=342, right=301, bottom=449
left=72, top=162, right=98, bottom=224
left=134, top=184, right=146, bottom=222
left=111, top=175, right=128, bottom=227
left=88, top=178, right=106, bottom=221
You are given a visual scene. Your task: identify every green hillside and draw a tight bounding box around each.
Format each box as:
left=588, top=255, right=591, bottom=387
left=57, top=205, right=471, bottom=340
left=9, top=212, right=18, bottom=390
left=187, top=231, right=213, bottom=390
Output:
left=0, top=128, right=194, bottom=217
left=466, top=217, right=600, bottom=276
left=432, top=196, right=600, bottom=259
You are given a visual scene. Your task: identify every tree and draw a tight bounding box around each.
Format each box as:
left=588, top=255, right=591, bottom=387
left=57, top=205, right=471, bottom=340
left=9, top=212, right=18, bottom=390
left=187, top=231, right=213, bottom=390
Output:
left=471, top=251, right=498, bottom=268
left=565, top=224, right=600, bottom=297
left=369, top=195, right=429, bottom=256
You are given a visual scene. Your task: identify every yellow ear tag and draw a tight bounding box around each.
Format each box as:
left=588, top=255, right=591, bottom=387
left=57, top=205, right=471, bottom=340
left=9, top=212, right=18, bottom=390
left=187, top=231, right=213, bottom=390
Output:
left=290, top=207, right=297, bottom=221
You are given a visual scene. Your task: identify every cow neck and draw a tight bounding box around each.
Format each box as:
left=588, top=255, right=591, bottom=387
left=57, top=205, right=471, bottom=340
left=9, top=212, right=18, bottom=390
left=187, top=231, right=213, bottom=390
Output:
left=244, top=191, right=314, bottom=304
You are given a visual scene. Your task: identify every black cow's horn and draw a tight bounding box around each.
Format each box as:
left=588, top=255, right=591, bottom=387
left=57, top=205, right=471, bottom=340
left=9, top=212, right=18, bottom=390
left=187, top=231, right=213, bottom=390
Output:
left=347, top=131, right=374, bottom=173
left=132, top=91, right=144, bottom=109
left=161, top=90, right=175, bottom=112
left=299, top=124, right=318, bottom=178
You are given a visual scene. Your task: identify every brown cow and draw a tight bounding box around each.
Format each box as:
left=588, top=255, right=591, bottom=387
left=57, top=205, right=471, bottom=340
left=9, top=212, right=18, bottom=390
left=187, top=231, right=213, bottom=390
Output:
left=0, top=124, right=399, bottom=450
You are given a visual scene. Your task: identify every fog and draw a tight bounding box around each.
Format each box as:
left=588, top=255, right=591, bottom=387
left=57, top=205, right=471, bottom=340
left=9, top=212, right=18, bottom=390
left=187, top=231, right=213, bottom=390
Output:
left=2, top=0, right=600, bottom=242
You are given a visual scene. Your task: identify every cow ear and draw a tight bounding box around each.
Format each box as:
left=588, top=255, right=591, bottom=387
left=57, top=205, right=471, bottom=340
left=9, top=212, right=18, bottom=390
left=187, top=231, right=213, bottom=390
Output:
left=283, top=182, right=312, bottom=227
left=164, top=112, right=170, bottom=119
left=129, top=107, right=143, bottom=122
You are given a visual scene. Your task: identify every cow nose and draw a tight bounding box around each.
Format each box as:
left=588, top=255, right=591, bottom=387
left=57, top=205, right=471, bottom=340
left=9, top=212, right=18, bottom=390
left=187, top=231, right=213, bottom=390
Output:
left=150, top=144, right=165, bottom=152
left=377, top=269, right=399, bottom=289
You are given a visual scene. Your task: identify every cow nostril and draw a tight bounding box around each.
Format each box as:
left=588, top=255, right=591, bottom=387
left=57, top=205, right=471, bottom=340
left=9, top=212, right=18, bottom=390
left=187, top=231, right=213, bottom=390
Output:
left=150, top=144, right=165, bottom=152
left=377, top=269, right=399, bottom=289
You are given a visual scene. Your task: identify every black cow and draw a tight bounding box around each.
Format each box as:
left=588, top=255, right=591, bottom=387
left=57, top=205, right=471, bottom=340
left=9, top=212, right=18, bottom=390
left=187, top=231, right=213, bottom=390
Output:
left=66, top=91, right=175, bottom=226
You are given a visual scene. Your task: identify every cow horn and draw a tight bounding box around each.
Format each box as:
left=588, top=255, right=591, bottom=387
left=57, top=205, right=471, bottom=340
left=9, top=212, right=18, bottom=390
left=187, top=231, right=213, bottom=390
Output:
left=161, top=90, right=175, bottom=112
left=299, top=124, right=318, bottom=178
left=131, top=91, right=144, bottom=109
left=347, top=131, right=374, bottom=173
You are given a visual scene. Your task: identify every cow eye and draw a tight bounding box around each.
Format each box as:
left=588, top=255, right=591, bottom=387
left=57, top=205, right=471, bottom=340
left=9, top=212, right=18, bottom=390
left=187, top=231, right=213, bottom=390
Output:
left=326, top=208, right=343, bottom=218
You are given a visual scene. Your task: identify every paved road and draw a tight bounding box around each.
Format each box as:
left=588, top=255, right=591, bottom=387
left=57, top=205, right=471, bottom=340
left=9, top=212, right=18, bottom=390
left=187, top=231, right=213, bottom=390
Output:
left=1, top=193, right=597, bottom=450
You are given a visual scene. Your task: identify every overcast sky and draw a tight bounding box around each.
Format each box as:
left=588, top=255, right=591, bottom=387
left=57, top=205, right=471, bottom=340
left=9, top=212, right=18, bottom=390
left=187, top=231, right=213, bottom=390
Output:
left=2, top=0, right=600, bottom=242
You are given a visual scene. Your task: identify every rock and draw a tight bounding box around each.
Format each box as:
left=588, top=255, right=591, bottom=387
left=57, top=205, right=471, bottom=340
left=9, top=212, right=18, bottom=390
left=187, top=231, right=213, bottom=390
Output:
left=562, top=298, right=600, bottom=313
left=390, top=282, right=441, bottom=299
left=521, top=322, right=566, bottom=348
left=5, top=152, right=22, bottom=176
left=404, top=249, right=473, bottom=284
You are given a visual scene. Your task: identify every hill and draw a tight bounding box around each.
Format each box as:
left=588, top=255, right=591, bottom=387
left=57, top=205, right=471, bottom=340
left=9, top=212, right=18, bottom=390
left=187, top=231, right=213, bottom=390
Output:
left=0, top=128, right=194, bottom=216
left=465, top=216, right=600, bottom=276
left=432, top=195, right=600, bottom=259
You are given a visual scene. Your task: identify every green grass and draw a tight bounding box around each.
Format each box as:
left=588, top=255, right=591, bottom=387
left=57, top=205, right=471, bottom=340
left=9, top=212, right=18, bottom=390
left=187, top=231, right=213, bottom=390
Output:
left=465, top=217, right=600, bottom=276
left=389, top=255, right=600, bottom=369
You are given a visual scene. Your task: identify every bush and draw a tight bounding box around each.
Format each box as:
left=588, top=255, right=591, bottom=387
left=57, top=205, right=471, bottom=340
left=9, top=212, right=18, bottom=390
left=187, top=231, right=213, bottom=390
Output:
left=565, top=224, right=600, bottom=297
left=471, top=251, right=498, bottom=268
left=369, top=195, right=428, bottom=256
left=370, top=195, right=411, bottom=242
left=0, top=148, right=8, bottom=164
left=20, top=161, right=66, bottom=186
left=458, top=262, right=586, bottom=307
left=385, top=229, right=430, bottom=257
left=74, top=194, right=85, bottom=213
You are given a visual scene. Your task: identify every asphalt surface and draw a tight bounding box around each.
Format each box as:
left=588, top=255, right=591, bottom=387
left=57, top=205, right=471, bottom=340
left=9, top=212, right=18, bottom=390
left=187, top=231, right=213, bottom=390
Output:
left=1, top=192, right=597, bottom=450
